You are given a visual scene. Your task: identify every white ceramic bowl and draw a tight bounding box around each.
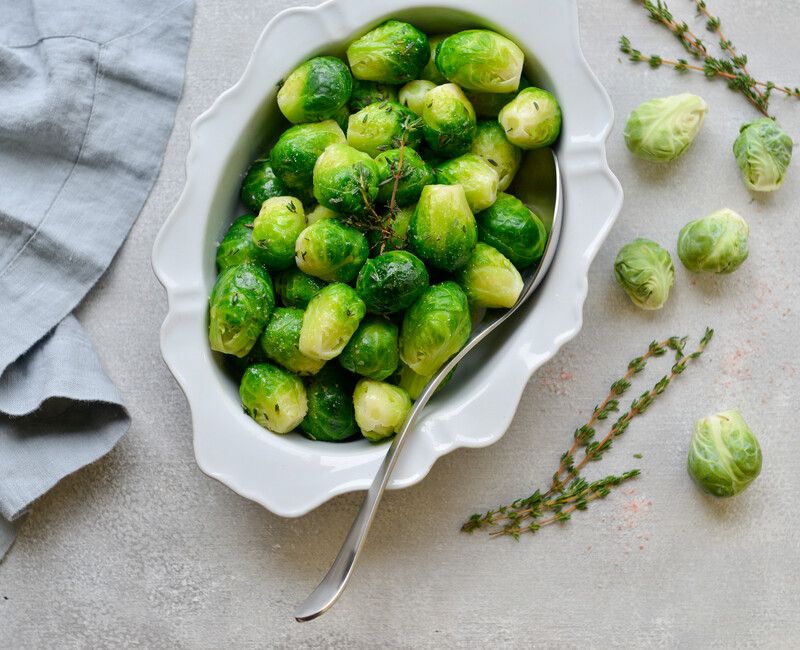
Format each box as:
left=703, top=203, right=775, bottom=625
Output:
left=152, top=0, right=622, bottom=516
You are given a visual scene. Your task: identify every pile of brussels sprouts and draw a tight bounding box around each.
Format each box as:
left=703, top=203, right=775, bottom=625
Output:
left=208, top=21, right=562, bottom=443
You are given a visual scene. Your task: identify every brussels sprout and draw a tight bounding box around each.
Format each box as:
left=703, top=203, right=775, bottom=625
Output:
left=349, top=79, right=399, bottom=111
left=421, top=83, right=477, bottom=157
left=464, top=77, right=530, bottom=119
left=305, top=203, right=340, bottom=225
left=339, top=316, right=399, bottom=381
left=277, top=56, right=353, bottom=124
left=216, top=215, right=268, bottom=272
left=470, top=120, right=522, bottom=191
left=375, top=147, right=435, bottom=206
left=313, top=143, right=380, bottom=214
left=300, top=366, right=358, bottom=442
left=399, top=281, right=471, bottom=376
left=251, top=196, right=306, bottom=270
left=209, top=263, right=274, bottom=357
left=295, top=219, right=369, bottom=283
left=677, top=208, right=749, bottom=274
left=614, top=239, right=674, bottom=310
left=394, top=361, right=455, bottom=401
left=346, top=20, right=430, bottom=84
left=624, top=93, right=708, bottom=163
left=435, top=30, right=524, bottom=93
left=240, top=363, right=307, bottom=434
left=498, top=87, right=562, bottom=150
left=476, top=192, right=547, bottom=269
left=353, top=378, right=412, bottom=441
left=299, top=283, right=366, bottom=360
left=733, top=118, right=793, bottom=192
left=240, top=158, right=288, bottom=213
left=347, top=101, right=422, bottom=158
left=258, top=307, right=326, bottom=375
left=270, top=120, right=346, bottom=193
left=274, top=267, right=327, bottom=308
left=435, top=153, right=499, bottom=213
left=457, top=242, right=523, bottom=308
left=356, top=250, right=429, bottom=314
left=398, top=79, right=436, bottom=116
left=687, top=410, right=762, bottom=497
left=409, top=184, right=477, bottom=271
left=420, top=34, right=449, bottom=84
left=366, top=204, right=414, bottom=254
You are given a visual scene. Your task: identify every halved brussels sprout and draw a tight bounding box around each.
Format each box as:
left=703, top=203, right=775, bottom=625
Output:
left=299, top=283, right=366, bottom=360
left=300, top=365, right=358, bottom=442
left=356, top=250, right=430, bottom=314
left=349, top=79, right=399, bottom=112
left=624, top=93, right=708, bottom=163
left=366, top=204, right=415, bottom=254
left=398, top=79, right=436, bottom=116
left=339, top=316, right=399, bottom=381
left=240, top=158, right=288, bottom=213
left=465, top=77, right=530, bottom=119
left=258, top=307, right=326, bottom=375
left=677, top=208, right=749, bottom=274
left=277, top=56, right=353, bottom=124
left=346, top=20, right=430, bottom=84
left=347, top=101, right=422, bottom=158
left=476, top=192, right=546, bottom=269
left=209, top=263, right=274, bottom=357
left=394, top=361, right=455, bottom=401
left=457, top=242, right=523, bottom=308
left=435, top=153, right=499, bottom=213
left=614, top=239, right=674, bottom=310
left=375, top=147, right=435, bottom=206
left=274, top=267, right=327, bottom=308
left=305, top=203, right=340, bottom=225
left=435, top=30, right=524, bottom=93
left=270, top=120, right=346, bottom=193
left=421, top=83, right=477, bottom=157
left=312, top=143, right=380, bottom=214
left=353, top=378, right=412, bottom=441
left=216, top=215, right=268, bottom=272
left=733, top=118, right=793, bottom=192
left=498, top=87, right=562, bottom=150
left=470, top=120, right=522, bottom=191
left=240, top=363, right=307, bottom=434
left=251, top=196, right=306, bottom=270
left=295, top=218, right=369, bottom=283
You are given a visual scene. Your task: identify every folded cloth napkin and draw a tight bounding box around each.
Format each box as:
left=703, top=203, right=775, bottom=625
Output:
left=0, top=0, right=194, bottom=561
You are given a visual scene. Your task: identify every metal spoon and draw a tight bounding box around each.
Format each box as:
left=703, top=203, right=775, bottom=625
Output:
left=294, top=149, right=563, bottom=622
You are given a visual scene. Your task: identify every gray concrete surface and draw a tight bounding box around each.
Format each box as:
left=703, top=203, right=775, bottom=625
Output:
left=2, top=0, right=799, bottom=647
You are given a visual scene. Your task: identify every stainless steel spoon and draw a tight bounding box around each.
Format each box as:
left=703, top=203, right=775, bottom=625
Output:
left=295, top=149, right=563, bottom=622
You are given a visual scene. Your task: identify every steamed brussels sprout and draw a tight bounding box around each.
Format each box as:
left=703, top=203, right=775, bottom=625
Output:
left=270, top=120, right=346, bottom=192
left=313, top=143, right=380, bottom=213
left=346, top=20, right=430, bottom=84
left=339, top=316, right=400, bottom=381
left=398, top=79, right=436, bottom=115
left=295, top=219, right=369, bottom=283
left=435, top=30, right=524, bottom=93
left=457, top=242, right=523, bottom=308
left=409, top=184, right=478, bottom=271
left=240, top=158, right=288, bottom=213
left=299, top=283, right=366, bottom=360
left=274, top=267, right=326, bottom=308
left=251, top=197, right=306, bottom=270
left=687, top=410, right=762, bottom=498
left=305, top=203, right=340, bottom=225
left=240, top=363, right=307, bottom=434
left=353, top=379, right=412, bottom=441
left=394, top=361, right=455, bottom=401
left=258, top=307, right=326, bottom=375
left=375, top=147, right=435, bottom=206
left=733, top=118, right=793, bottom=192
left=465, top=77, right=530, bottom=119
left=209, top=263, right=274, bottom=357
left=349, top=79, right=399, bottom=111
left=677, top=209, right=749, bottom=274
left=420, top=34, right=449, bottom=84
left=476, top=192, right=547, bottom=269
left=421, top=83, right=477, bottom=157
left=300, top=365, right=358, bottom=442
left=356, top=250, right=429, bottom=314
left=470, top=120, right=522, bottom=191
left=624, top=93, right=708, bottom=163
left=347, top=101, right=422, bottom=158
left=435, top=153, right=499, bottom=212
left=399, top=281, right=471, bottom=376
left=216, top=215, right=268, bottom=272
left=498, top=87, right=562, bottom=150
left=277, top=56, right=353, bottom=124
left=614, top=239, right=674, bottom=310
left=366, top=204, right=414, bottom=254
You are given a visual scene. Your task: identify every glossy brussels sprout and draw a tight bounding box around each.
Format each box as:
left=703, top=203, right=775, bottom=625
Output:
left=270, top=120, right=346, bottom=192
left=399, top=281, right=471, bottom=376
left=733, top=118, right=793, bottom=192
left=421, top=83, right=477, bottom=157
left=420, top=34, right=448, bottom=84
left=251, top=197, right=306, bottom=270
left=312, top=143, right=380, bottom=213
left=353, top=379, right=412, bottom=441
left=435, top=153, right=499, bottom=213
left=409, top=184, right=478, bottom=271
left=374, top=147, right=434, bottom=206
left=614, top=239, right=674, bottom=310
left=299, top=283, right=366, bottom=360
left=366, top=204, right=414, bottom=254
left=346, top=20, right=430, bottom=84
left=677, top=209, right=749, bottom=274
left=470, top=120, right=522, bottom=191
left=300, top=366, right=358, bottom=442
left=624, top=93, right=708, bottom=163
left=277, top=56, right=353, bottom=124
left=465, top=77, right=530, bottom=119
left=240, top=363, right=307, bottom=434
left=258, top=307, right=326, bottom=376
left=398, top=79, right=436, bottom=116
left=356, top=250, right=429, bottom=314
left=457, top=242, right=523, bottom=309
left=339, top=316, right=400, bottom=381
left=274, top=267, right=326, bottom=308
left=476, top=193, right=547, bottom=269
left=349, top=79, right=399, bottom=111
left=240, top=158, right=288, bottom=213
left=687, top=410, right=762, bottom=497
left=347, top=101, right=422, bottom=158
left=208, top=263, right=274, bottom=357
left=498, top=87, right=562, bottom=150
left=295, top=219, right=369, bottom=283
left=435, top=30, right=524, bottom=93
left=216, top=215, right=268, bottom=272
left=394, top=361, right=455, bottom=401
left=305, top=203, right=340, bottom=225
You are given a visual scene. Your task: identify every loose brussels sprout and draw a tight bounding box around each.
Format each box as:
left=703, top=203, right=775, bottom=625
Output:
left=216, top=215, right=268, bottom=272
left=251, top=196, right=306, bottom=270
left=346, top=20, right=430, bottom=84
left=733, top=118, right=793, bottom=192
left=347, top=101, right=422, bottom=158
left=270, top=120, right=346, bottom=193
left=339, top=316, right=399, bottom=381
left=476, top=192, right=547, bottom=269
left=240, top=158, right=288, bottom=213
left=208, top=263, right=274, bottom=357
left=366, top=204, right=414, bottom=254
left=687, top=410, right=762, bottom=498
left=240, top=363, right=307, bottom=434
left=349, top=79, right=399, bottom=111
left=356, top=250, right=429, bottom=314
left=421, top=83, right=477, bottom=157
left=420, top=34, right=449, bottom=84
left=465, top=77, right=530, bottom=119
left=374, top=147, right=434, bottom=206
left=300, top=366, right=358, bottom=442
left=353, top=379, right=412, bottom=441
left=394, top=361, right=455, bottom=401
left=277, top=56, right=353, bottom=124
left=258, top=307, right=326, bottom=376
left=274, top=267, right=327, bottom=308
left=295, top=219, right=369, bottom=283
left=305, top=203, right=340, bottom=225
left=299, top=283, right=366, bottom=360
left=457, top=242, right=523, bottom=309
left=613, top=239, right=674, bottom=310
left=409, top=184, right=478, bottom=271
left=398, top=79, right=436, bottom=116
left=435, top=153, right=499, bottom=213
left=312, top=143, right=380, bottom=214
left=498, top=87, right=562, bottom=150
left=399, top=281, right=471, bottom=376
left=435, top=30, right=524, bottom=93
left=470, top=120, right=522, bottom=191
left=623, top=93, right=708, bottom=163
left=677, top=209, right=749, bottom=274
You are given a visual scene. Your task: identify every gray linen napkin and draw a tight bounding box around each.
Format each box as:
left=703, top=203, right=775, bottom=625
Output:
left=0, top=0, right=194, bottom=560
